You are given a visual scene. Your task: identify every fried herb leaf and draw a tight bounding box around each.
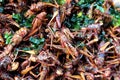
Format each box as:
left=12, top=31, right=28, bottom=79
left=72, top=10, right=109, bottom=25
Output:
left=110, top=8, right=120, bottom=27
left=12, top=13, right=35, bottom=28
left=29, top=37, right=45, bottom=45
left=4, top=32, right=13, bottom=44
left=64, top=12, right=94, bottom=30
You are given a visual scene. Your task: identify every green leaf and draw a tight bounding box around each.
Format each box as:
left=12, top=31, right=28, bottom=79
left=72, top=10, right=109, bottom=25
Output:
left=42, top=0, right=52, bottom=2
left=112, top=18, right=120, bottom=27
left=27, top=37, right=45, bottom=51
left=77, top=12, right=83, bottom=17
left=78, top=0, right=94, bottom=8
left=96, top=5, right=104, bottom=13
left=12, top=13, right=35, bottom=28
left=76, top=42, right=85, bottom=48
left=78, top=0, right=85, bottom=5
left=0, top=7, right=3, bottom=13
left=110, top=8, right=120, bottom=27
left=12, top=13, right=22, bottom=22
left=22, top=20, right=32, bottom=28
left=29, top=37, right=45, bottom=45
left=64, top=12, right=94, bottom=30
left=4, top=32, right=13, bottom=44
left=24, top=15, right=35, bottom=28
left=56, top=0, right=66, bottom=5
left=73, top=21, right=81, bottom=30
left=22, top=47, right=31, bottom=51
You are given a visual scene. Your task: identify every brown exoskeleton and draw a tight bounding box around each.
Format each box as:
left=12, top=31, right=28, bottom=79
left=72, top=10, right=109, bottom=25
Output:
left=0, top=27, right=28, bottom=59
left=0, top=33, right=4, bottom=47
left=0, top=13, right=20, bottom=28
left=25, top=2, right=58, bottom=17
left=24, top=12, right=47, bottom=41
left=37, top=50, right=60, bottom=66
left=55, top=30, right=78, bottom=59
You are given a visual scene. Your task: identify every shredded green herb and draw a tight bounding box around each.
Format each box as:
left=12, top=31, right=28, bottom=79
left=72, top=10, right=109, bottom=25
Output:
left=4, top=32, right=13, bottom=44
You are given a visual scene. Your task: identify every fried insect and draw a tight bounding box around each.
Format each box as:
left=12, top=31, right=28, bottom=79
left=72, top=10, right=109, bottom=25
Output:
left=55, top=31, right=78, bottom=59
left=38, top=66, right=48, bottom=80
left=0, top=13, right=20, bottom=28
left=25, top=2, right=57, bottom=17
left=0, top=56, right=12, bottom=69
left=94, top=52, right=105, bottom=66
left=93, top=9, right=112, bottom=23
left=0, top=33, right=4, bottom=47
left=0, top=44, right=13, bottom=59
left=21, top=66, right=35, bottom=75
left=0, top=0, right=120, bottom=79
left=94, top=41, right=110, bottom=66
left=11, top=62, right=19, bottom=71
left=24, top=12, right=47, bottom=41
left=0, top=27, right=28, bottom=59
left=37, top=50, right=60, bottom=66
left=11, top=27, right=28, bottom=45
left=4, top=2, right=18, bottom=13
left=0, top=72, right=13, bottom=80
left=85, top=73, right=94, bottom=80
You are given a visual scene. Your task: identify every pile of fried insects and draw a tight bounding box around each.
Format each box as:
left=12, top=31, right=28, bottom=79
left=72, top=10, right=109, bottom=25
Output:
left=0, top=0, right=120, bottom=80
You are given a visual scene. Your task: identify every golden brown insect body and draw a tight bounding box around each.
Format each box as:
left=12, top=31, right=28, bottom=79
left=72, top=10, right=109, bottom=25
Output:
left=24, top=12, right=46, bottom=40
left=11, top=27, right=28, bottom=45
left=55, top=31, right=78, bottom=58
left=37, top=50, right=60, bottom=66
left=0, top=27, right=28, bottom=59
left=0, top=13, right=20, bottom=28
left=25, top=2, right=57, bottom=17
left=0, top=34, right=4, bottom=47
left=93, top=9, right=112, bottom=23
